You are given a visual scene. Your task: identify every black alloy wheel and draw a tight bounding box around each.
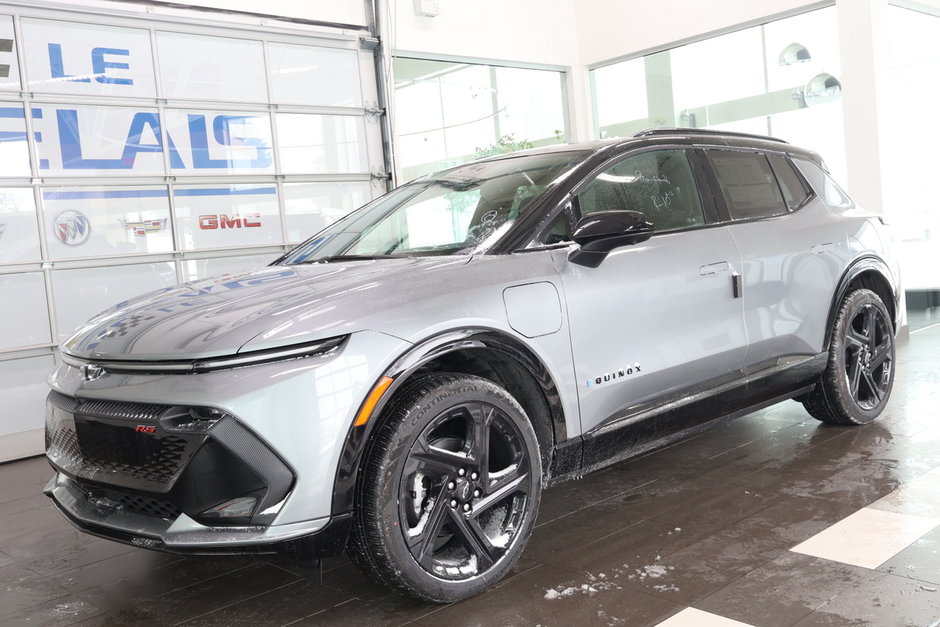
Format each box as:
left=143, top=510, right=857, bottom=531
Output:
left=842, top=300, right=893, bottom=410
left=804, top=288, right=895, bottom=425
left=348, top=373, right=541, bottom=602
left=400, top=400, right=533, bottom=579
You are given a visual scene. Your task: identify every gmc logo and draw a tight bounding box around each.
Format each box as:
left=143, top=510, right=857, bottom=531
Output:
left=134, top=425, right=156, bottom=433
left=198, top=214, right=262, bottom=230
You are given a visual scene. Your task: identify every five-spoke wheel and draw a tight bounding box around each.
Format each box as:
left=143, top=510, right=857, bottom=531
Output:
left=804, top=288, right=895, bottom=425
left=399, top=400, right=534, bottom=580
left=349, top=373, right=541, bottom=602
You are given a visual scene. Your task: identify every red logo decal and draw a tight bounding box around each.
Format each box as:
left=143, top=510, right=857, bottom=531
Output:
left=135, top=425, right=157, bottom=433
left=198, top=214, right=262, bottom=229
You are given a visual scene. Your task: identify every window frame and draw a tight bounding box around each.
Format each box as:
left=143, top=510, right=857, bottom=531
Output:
left=698, top=146, right=817, bottom=224
left=525, top=145, right=720, bottom=249
left=767, top=153, right=814, bottom=212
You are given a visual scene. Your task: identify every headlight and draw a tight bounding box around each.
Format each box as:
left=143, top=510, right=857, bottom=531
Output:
left=60, top=335, right=347, bottom=375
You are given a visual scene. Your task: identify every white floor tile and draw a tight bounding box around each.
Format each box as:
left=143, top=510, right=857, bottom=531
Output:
left=790, top=506, right=939, bottom=569
left=656, top=607, right=755, bottom=627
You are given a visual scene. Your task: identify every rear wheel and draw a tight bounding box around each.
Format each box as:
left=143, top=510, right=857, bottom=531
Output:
left=803, top=288, right=895, bottom=425
left=348, top=373, right=541, bottom=602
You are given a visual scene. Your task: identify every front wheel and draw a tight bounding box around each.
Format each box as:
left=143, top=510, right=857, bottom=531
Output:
left=348, top=373, right=541, bottom=602
left=803, top=288, right=895, bottom=425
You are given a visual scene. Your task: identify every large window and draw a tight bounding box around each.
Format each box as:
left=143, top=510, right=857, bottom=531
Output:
left=590, top=7, right=846, bottom=185
left=393, top=57, right=567, bottom=181
left=579, top=149, right=704, bottom=231
left=0, top=5, right=383, bottom=459
left=884, top=4, right=940, bottom=325
left=706, top=151, right=788, bottom=221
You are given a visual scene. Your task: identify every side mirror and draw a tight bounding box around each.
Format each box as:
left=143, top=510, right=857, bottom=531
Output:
left=568, top=210, right=654, bottom=268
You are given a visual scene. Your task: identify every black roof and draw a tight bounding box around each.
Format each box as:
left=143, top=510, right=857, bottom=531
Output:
left=487, top=127, right=822, bottom=165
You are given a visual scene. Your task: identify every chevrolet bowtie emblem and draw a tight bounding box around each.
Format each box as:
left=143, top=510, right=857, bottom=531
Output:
left=81, top=363, right=105, bottom=382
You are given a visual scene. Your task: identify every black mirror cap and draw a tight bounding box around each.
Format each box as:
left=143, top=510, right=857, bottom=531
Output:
left=569, top=210, right=654, bottom=268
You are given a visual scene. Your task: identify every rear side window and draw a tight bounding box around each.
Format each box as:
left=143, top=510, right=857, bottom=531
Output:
left=767, top=154, right=811, bottom=211
left=706, top=150, right=787, bottom=220
left=792, top=157, right=853, bottom=208
left=578, top=149, right=705, bottom=232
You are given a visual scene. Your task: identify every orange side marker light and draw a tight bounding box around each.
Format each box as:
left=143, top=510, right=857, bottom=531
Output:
left=354, top=376, right=394, bottom=426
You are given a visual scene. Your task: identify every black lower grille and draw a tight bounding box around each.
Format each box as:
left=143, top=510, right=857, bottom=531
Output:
left=114, top=492, right=182, bottom=520
left=46, top=394, right=202, bottom=491
left=74, top=480, right=182, bottom=520
left=46, top=390, right=295, bottom=527
left=74, top=420, right=187, bottom=483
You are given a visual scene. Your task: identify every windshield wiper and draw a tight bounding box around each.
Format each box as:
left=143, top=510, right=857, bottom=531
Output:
left=298, top=254, right=398, bottom=264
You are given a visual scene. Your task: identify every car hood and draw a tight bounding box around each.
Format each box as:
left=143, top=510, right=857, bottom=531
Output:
left=62, top=258, right=469, bottom=360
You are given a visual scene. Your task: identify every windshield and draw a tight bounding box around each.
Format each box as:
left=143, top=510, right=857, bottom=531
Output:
left=279, top=151, right=587, bottom=264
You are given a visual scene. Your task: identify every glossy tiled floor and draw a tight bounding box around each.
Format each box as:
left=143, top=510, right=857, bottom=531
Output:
left=2, top=323, right=939, bottom=626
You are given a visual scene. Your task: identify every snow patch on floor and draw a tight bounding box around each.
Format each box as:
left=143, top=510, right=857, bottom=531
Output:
left=544, top=571, right=622, bottom=600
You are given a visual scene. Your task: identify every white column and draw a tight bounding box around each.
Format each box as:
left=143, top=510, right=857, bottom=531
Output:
left=566, top=64, right=594, bottom=143
left=836, top=0, right=889, bottom=214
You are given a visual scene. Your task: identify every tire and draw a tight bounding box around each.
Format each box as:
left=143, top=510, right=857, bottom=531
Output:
left=803, top=288, right=895, bottom=425
left=348, top=373, right=542, bottom=603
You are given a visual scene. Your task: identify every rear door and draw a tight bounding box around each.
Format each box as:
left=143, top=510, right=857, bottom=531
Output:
left=702, top=149, right=847, bottom=366
left=547, top=147, right=747, bottom=434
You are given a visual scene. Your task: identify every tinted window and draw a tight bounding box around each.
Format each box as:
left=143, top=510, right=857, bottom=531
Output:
left=280, top=151, right=588, bottom=263
left=578, top=149, right=705, bottom=232
left=792, top=157, right=853, bottom=208
left=707, top=151, right=787, bottom=220
left=768, top=154, right=811, bottom=211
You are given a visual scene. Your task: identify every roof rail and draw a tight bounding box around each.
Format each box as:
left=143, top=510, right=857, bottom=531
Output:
left=632, top=127, right=788, bottom=144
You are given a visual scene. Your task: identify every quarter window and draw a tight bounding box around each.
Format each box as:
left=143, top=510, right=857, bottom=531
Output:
left=768, top=154, right=811, bottom=210
left=707, top=151, right=787, bottom=220
left=578, top=149, right=705, bottom=232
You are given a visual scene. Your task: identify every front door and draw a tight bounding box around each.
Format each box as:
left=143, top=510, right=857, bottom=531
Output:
left=550, top=148, right=747, bottom=434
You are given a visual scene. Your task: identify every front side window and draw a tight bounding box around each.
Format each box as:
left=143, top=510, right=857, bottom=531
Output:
left=707, top=150, right=787, bottom=220
left=579, top=149, right=705, bottom=232
left=280, top=151, right=587, bottom=263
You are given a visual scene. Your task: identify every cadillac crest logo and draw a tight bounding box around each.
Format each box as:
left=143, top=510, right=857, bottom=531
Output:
left=122, top=218, right=167, bottom=236
left=54, top=210, right=91, bottom=246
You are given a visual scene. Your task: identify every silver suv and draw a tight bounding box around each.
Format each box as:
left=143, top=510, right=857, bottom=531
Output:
left=44, top=128, right=900, bottom=602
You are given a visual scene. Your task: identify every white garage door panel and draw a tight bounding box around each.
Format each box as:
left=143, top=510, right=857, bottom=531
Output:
left=21, top=18, right=157, bottom=98
left=0, top=355, right=55, bottom=462
left=0, top=272, right=51, bottom=350
left=173, top=185, right=282, bottom=250
left=42, top=186, right=173, bottom=260
left=156, top=31, right=267, bottom=102
left=51, top=262, right=179, bottom=342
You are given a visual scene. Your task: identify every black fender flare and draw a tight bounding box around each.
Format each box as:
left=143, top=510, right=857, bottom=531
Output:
left=329, top=327, right=567, bottom=516
left=823, top=255, right=900, bottom=348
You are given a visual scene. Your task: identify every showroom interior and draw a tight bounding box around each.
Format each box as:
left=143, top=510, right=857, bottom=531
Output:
left=1, top=0, right=939, bottom=623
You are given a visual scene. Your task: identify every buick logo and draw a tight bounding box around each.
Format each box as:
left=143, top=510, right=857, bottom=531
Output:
left=54, top=210, right=91, bottom=246
left=81, top=364, right=105, bottom=381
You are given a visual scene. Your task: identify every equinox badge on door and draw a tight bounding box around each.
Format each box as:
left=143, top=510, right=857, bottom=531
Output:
left=586, top=363, right=642, bottom=388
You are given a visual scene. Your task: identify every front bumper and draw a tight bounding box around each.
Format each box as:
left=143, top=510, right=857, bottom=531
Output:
left=44, top=473, right=350, bottom=557
left=47, top=330, right=408, bottom=527
left=43, top=387, right=352, bottom=557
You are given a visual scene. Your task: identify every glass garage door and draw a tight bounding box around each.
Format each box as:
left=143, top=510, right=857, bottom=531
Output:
left=0, top=3, right=386, bottom=460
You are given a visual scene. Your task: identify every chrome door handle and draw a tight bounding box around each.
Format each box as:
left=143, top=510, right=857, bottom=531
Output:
left=699, top=261, right=730, bottom=276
